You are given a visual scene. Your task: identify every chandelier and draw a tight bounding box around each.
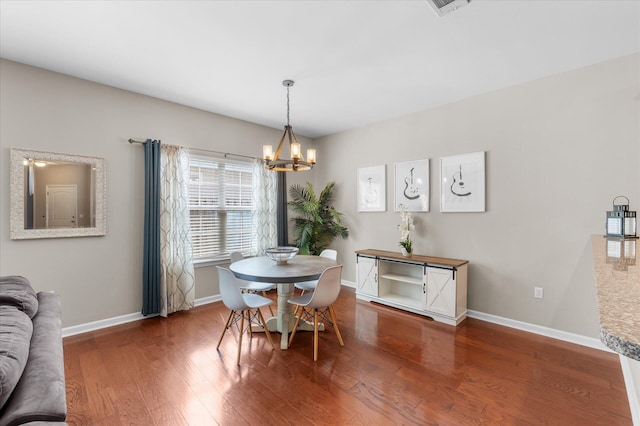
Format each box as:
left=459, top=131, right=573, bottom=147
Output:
left=262, top=80, right=316, bottom=171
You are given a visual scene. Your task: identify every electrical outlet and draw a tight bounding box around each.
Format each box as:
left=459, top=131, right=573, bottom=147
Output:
left=534, top=287, right=544, bottom=299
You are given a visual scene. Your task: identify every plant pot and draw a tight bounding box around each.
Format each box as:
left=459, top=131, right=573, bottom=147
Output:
left=401, top=247, right=412, bottom=257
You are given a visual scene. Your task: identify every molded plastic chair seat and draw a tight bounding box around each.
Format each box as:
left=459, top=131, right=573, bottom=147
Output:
left=230, top=251, right=275, bottom=315
left=294, top=249, right=337, bottom=295
left=294, top=280, right=317, bottom=293
left=288, top=265, right=344, bottom=361
left=240, top=292, right=274, bottom=308
left=216, top=267, right=275, bottom=365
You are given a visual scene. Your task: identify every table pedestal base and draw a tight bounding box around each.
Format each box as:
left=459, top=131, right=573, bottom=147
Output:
left=252, top=282, right=324, bottom=349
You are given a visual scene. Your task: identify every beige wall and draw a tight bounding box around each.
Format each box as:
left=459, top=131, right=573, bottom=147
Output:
left=0, top=59, right=314, bottom=327
left=1, top=54, right=638, bottom=338
left=314, top=53, right=640, bottom=338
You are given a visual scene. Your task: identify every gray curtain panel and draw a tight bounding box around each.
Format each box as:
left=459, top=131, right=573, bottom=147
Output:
left=143, top=139, right=161, bottom=316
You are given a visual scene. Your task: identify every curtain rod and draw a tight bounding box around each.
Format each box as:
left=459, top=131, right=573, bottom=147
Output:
left=128, top=138, right=257, bottom=160
left=189, top=147, right=257, bottom=161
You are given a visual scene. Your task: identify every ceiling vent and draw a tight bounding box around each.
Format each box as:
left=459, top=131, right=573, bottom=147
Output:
left=425, top=0, right=470, bottom=17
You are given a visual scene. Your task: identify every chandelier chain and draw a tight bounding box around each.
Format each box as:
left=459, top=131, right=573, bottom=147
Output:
left=286, top=86, right=290, bottom=126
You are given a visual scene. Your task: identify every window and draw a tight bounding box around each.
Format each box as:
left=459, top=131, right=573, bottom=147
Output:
left=189, top=155, right=254, bottom=262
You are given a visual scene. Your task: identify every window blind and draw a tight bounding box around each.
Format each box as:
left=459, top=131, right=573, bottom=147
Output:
left=189, top=156, right=254, bottom=261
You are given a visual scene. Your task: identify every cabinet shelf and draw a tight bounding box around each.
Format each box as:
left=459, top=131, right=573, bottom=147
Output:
left=356, top=249, right=469, bottom=326
left=380, top=273, right=422, bottom=286
left=382, top=294, right=424, bottom=310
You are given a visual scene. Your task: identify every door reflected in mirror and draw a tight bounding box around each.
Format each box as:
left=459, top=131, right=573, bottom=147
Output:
left=23, top=159, right=96, bottom=229
left=11, top=148, right=106, bottom=239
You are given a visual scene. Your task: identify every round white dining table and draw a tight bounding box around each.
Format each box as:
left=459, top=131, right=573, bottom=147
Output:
left=229, top=255, right=338, bottom=349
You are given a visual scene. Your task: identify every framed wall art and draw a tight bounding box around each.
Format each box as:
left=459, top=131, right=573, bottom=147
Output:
left=357, top=165, right=386, bottom=212
left=440, top=151, right=486, bottom=212
left=394, top=159, right=429, bottom=212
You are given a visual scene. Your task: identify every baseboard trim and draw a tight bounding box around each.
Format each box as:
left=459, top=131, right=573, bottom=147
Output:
left=62, top=312, right=151, bottom=337
left=467, top=309, right=610, bottom=352
left=62, top=292, right=607, bottom=355
left=62, top=294, right=222, bottom=338
left=341, top=279, right=356, bottom=289
left=619, top=355, right=640, bottom=426
left=194, top=294, right=222, bottom=307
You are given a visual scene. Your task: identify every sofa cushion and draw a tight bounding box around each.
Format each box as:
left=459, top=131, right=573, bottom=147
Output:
left=0, top=276, right=38, bottom=319
left=0, top=292, right=66, bottom=426
left=0, top=306, right=33, bottom=410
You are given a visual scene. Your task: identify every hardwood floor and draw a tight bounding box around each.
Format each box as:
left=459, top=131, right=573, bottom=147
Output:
left=63, top=287, right=632, bottom=425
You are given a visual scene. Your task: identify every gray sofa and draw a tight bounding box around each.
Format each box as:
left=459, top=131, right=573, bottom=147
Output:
left=0, top=276, right=67, bottom=426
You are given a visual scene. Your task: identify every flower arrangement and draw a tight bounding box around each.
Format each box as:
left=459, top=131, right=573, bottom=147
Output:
left=397, top=204, right=414, bottom=255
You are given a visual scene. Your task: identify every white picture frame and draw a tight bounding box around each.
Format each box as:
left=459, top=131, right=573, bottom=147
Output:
left=394, top=159, right=429, bottom=212
left=440, top=151, right=486, bottom=212
left=357, top=165, right=386, bottom=212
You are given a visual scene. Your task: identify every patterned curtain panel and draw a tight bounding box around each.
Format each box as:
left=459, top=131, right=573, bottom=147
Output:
left=142, top=140, right=161, bottom=316
left=251, top=159, right=277, bottom=256
left=159, top=144, right=195, bottom=316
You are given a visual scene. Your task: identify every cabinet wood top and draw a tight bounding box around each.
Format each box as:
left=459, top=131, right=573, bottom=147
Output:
left=355, top=249, right=469, bottom=268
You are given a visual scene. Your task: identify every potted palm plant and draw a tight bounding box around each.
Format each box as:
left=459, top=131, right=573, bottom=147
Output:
left=288, top=182, right=349, bottom=255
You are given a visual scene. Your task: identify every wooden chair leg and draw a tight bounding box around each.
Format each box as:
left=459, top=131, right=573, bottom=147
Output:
left=328, top=305, right=344, bottom=347
left=237, top=310, right=245, bottom=365
left=247, top=311, right=253, bottom=337
left=217, top=310, right=234, bottom=349
left=262, top=291, right=274, bottom=316
left=313, top=309, right=319, bottom=361
left=256, top=308, right=275, bottom=350
left=288, top=307, right=304, bottom=347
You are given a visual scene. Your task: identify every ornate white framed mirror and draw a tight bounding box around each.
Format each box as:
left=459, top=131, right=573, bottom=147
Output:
left=10, top=148, right=106, bottom=239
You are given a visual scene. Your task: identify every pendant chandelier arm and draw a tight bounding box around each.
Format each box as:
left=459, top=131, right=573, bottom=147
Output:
left=273, top=129, right=288, bottom=161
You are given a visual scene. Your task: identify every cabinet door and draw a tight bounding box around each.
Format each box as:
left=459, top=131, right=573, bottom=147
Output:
left=425, top=267, right=456, bottom=317
left=356, top=256, right=378, bottom=296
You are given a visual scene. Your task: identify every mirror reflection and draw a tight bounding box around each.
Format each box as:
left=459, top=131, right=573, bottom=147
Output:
left=10, top=148, right=106, bottom=240
left=23, top=158, right=96, bottom=229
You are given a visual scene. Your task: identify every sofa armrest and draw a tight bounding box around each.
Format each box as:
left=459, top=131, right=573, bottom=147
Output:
left=0, top=292, right=66, bottom=426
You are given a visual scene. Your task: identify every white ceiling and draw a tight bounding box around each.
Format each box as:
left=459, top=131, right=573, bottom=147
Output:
left=1, top=1, right=639, bottom=138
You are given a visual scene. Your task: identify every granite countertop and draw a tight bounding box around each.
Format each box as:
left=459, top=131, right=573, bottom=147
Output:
left=591, top=235, right=640, bottom=361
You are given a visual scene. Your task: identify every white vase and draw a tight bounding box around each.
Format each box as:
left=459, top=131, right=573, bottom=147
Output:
left=401, top=247, right=411, bottom=257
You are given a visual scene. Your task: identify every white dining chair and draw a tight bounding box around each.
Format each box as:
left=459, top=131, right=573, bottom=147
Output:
left=230, top=251, right=275, bottom=316
left=294, top=249, right=337, bottom=295
left=216, top=267, right=275, bottom=365
left=288, top=265, right=344, bottom=361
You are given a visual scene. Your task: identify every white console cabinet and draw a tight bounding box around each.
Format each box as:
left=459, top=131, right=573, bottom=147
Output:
left=355, top=249, right=468, bottom=326
left=356, top=255, right=378, bottom=297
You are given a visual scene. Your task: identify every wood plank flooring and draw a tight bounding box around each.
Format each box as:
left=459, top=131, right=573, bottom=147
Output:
left=63, top=287, right=632, bottom=425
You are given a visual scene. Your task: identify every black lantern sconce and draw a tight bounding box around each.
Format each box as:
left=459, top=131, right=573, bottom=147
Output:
left=605, top=196, right=637, bottom=239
